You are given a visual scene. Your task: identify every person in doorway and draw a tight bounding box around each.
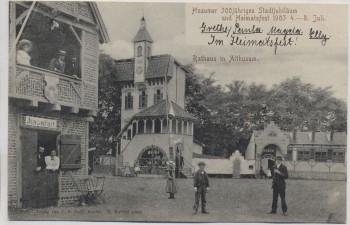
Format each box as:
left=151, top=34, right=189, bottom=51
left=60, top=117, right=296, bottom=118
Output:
left=16, top=39, right=32, bottom=66
left=268, top=156, right=289, bottom=216
left=35, top=146, right=46, bottom=172
left=165, top=161, right=177, bottom=199
left=45, top=149, right=60, bottom=172
left=49, top=50, right=66, bottom=73
left=193, top=161, right=209, bottom=214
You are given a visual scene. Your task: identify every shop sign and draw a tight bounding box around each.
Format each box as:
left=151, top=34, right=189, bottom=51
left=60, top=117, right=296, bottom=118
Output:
left=25, top=116, right=57, bottom=129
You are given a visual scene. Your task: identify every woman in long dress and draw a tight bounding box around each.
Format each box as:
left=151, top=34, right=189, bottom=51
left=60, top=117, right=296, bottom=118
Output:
left=165, top=161, right=177, bottom=199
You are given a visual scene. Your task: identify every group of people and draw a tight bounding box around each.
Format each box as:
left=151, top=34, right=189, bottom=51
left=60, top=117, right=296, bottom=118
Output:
left=16, top=39, right=80, bottom=78
left=35, top=146, right=60, bottom=173
left=165, top=156, right=289, bottom=216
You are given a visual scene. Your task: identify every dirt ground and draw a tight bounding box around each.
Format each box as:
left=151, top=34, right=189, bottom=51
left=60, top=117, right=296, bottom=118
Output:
left=9, top=177, right=346, bottom=223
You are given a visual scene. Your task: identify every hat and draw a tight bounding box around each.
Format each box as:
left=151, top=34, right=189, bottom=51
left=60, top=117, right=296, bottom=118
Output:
left=166, top=161, right=175, bottom=166
left=276, top=156, right=283, bottom=160
left=57, top=50, right=67, bottom=56
left=17, top=39, right=32, bottom=49
left=198, top=161, right=206, bottom=166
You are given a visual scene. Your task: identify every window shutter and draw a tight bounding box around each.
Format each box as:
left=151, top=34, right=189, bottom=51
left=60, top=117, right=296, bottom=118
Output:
left=139, top=95, right=142, bottom=108
left=60, top=135, right=82, bottom=169
left=131, top=96, right=133, bottom=109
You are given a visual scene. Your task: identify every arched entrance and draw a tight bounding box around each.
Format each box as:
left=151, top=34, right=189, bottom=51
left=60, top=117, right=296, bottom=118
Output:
left=137, top=145, right=168, bottom=174
left=260, top=144, right=280, bottom=176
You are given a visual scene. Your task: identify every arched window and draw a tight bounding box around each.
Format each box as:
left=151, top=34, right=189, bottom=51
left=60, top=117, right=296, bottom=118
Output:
left=137, top=46, right=142, bottom=57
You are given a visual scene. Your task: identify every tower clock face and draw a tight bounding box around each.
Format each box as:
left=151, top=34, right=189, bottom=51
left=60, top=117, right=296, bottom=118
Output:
left=136, top=67, right=143, bottom=75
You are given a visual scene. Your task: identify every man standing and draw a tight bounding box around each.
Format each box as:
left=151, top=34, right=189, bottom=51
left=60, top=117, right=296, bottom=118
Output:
left=268, top=155, right=288, bottom=216
left=193, top=161, right=209, bottom=214
left=35, top=146, right=46, bottom=172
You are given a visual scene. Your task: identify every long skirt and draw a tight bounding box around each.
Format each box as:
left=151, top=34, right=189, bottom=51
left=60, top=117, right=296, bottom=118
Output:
left=165, top=179, right=178, bottom=193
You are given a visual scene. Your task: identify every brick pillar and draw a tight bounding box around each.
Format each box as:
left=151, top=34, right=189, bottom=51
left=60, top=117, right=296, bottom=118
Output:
left=152, top=119, right=155, bottom=133
left=144, top=119, right=147, bottom=133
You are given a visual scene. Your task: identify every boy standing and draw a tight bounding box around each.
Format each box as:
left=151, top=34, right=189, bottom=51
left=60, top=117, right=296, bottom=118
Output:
left=193, top=161, right=209, bottom=214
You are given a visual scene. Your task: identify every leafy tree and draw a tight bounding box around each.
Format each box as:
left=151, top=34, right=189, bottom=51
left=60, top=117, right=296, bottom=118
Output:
left=89, top=53, right=122, bottom=155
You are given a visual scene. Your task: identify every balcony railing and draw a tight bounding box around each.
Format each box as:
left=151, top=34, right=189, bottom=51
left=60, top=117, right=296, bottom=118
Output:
left=10, top=64, right=85, bottom=108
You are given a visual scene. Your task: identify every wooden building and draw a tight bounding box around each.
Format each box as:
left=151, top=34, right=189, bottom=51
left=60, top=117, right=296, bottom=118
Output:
left=8, top=1, right=109, bottom=208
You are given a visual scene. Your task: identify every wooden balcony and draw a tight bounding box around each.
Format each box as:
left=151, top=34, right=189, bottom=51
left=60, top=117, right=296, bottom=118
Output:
left=9, top=64, right=96, bottom=115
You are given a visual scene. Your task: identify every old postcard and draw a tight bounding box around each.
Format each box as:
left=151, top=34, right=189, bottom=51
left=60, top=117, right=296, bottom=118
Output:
left=5, top=0, right=347, bottom=223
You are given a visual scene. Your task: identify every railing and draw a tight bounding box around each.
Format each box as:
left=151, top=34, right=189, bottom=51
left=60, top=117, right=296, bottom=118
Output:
left=11, top=64, right=86, bottom=108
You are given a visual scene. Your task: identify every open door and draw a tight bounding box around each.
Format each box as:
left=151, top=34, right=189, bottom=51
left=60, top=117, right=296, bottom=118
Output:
left=21, top=129, right=59, bottom=208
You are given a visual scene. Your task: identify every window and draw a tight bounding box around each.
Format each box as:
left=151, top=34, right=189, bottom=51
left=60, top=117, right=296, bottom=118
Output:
left=315, top=151, right=327, bottom=162
left=327, top=149, right=333, bottom=161
left=137, top=46, right=142, bottom=57
left=139, top=91, right=147, bottom=108
left=15, top=5, right=81, bottom=78
left=154, top=89, right=163, bottom=104
left=286, top=146, right=293, bottom=161
left=332, top=151, right=345, bottom=163
left=125, top=92, right=133, bottom=109
left=297, top=151, right=310, bottom=161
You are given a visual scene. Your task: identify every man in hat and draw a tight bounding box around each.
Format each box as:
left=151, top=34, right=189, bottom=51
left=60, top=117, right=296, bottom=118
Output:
left=268, top=155, right=289, bottom=216
left=193, top=161, right=209, bottom=214
left=66, top=56, right=80, bottom=79
left=49, top=50, right=66, bottom=73
left=16, top=39, right=32, bottom=66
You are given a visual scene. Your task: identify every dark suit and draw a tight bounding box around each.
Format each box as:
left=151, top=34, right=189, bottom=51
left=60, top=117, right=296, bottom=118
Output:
left=271, top=163, right=288, bottom=213
left=193, top=170, right=209, bottom=212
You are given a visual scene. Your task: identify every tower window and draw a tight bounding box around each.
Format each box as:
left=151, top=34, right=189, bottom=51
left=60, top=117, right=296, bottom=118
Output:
left=139, top=91, right=147, bottom=108
left=137, top=46, right=142, bottom=57
left=125, top=92, right=133, bottom=109
left=154, top=89, right=163, bottom=104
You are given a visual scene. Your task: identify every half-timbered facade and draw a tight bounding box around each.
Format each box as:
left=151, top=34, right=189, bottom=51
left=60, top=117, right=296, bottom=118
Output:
left=8, top=1, right=109, bottom=208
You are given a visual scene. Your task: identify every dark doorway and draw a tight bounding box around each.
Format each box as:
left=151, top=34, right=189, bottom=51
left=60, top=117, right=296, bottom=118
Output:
left=21, top=129, right=59, bottom=208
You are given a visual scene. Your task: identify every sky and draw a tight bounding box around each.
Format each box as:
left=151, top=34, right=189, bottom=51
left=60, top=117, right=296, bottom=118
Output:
left=97, top=2, right=348, bottom=101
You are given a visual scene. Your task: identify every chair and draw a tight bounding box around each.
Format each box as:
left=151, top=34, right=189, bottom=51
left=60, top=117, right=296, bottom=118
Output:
left=68, top=171, right=105, bottom=205
left=80, top=176, right=106, bottom=205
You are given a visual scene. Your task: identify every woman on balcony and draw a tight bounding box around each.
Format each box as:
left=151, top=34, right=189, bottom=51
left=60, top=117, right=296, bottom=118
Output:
left=16, top=39, right=32, bottom=66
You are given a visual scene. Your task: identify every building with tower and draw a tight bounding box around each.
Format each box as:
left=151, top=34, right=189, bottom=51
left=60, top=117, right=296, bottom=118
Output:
left=114, top=17, right=202, bottom=177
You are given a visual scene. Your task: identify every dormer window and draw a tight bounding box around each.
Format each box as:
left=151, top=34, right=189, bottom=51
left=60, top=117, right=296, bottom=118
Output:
left=137, top=46, right=142, bottom=57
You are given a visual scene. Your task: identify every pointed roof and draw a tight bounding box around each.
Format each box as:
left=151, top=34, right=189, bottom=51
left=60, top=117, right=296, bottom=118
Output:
left=133, top=100, right=196, bottom=120
left=133, top=17, right=153, bottom=43
left=89, top=2, right=110, bottom=43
